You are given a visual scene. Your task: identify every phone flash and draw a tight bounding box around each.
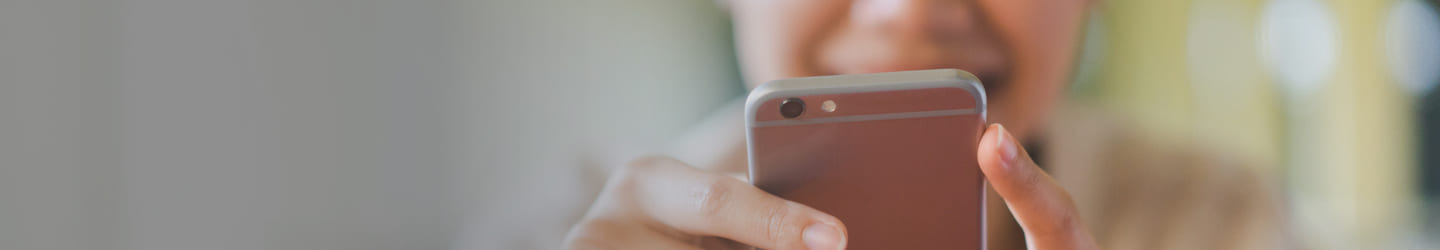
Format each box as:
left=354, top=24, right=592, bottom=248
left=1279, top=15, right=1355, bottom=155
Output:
left=821, top=100, right=837, bottom=112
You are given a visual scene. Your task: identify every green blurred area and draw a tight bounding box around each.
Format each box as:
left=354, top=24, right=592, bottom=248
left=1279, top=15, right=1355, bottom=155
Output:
left=1076, top=0, right=1438, bottom=248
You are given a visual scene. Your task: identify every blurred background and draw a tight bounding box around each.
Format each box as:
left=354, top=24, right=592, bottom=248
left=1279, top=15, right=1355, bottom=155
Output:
left=1, top=0, right=1436, bottom=249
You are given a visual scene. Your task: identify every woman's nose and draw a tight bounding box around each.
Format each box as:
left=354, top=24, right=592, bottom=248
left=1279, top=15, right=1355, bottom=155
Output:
left=850, top=0, right=981, bottom=40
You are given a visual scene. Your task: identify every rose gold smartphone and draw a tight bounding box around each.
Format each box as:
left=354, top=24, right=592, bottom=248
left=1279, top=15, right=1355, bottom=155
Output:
left=745, top=69, right=987, bottom=249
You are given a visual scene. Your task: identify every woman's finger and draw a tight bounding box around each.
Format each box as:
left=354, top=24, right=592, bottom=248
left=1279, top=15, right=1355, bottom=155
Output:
left=564, top=217, right=703, bottom=250
left=976, top=124, right=1099, bottom=250
left=620, top=156, right=848, bottom=250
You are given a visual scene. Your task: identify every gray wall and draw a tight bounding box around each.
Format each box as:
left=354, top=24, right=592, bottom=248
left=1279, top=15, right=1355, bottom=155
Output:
left=0, top=0, right=738, bottom=249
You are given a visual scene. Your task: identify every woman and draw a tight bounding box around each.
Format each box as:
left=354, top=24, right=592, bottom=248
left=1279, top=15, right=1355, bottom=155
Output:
left=563, top=0, right=1284, bottom=249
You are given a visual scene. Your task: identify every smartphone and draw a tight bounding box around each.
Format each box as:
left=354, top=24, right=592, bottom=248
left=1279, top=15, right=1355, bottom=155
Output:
left=745, top=69, right=987, bottom=249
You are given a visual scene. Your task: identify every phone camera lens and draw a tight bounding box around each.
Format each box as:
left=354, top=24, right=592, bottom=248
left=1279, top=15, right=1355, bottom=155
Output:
left=779, top=98, right=805, bottom=119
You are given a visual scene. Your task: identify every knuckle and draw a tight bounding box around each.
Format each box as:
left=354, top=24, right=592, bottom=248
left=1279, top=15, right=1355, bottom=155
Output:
left=1054, top=194, right=1082, bottom=232
left=1018, top=168, right=1047, bottom=195
left=1051, top=211, right=1081, bottom=237
left=762, top=202, right=800, bottom=246
left=690, top=175, right=736, bottom=219
left=1035, top=207, right=1081, bottom=238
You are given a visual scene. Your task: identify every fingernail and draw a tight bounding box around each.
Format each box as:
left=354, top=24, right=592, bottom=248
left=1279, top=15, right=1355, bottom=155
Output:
left=996, top=124, right=1018, bottom=168
left=803, top=223, right=844, bottom=250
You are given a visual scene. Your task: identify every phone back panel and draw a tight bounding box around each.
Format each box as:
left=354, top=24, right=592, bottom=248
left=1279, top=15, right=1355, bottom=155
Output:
left=746, top=70, right=987, bottom=250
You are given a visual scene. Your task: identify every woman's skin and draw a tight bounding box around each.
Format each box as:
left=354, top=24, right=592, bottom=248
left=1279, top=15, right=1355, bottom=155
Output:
left=565, top=0, right=1096, bottom=249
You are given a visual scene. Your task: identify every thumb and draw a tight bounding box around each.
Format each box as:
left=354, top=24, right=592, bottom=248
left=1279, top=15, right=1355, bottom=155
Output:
left=975, top=124, right=1098, bottom=250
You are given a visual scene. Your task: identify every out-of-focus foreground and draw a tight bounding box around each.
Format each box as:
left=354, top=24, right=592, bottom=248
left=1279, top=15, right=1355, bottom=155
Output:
left=1, top=0, right=1435, bottom=250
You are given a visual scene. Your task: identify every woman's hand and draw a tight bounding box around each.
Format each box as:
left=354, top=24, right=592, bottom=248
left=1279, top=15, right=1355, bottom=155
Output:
left=977, top=124, right=1100, bottom=250
left=563, top=156, right=848, bottom=250
left=563, top=123, right=1098, bottom=250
